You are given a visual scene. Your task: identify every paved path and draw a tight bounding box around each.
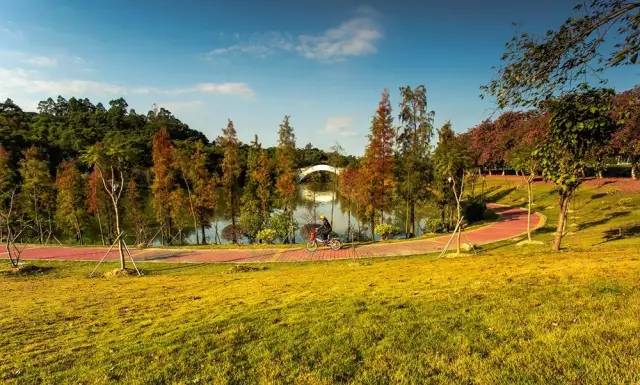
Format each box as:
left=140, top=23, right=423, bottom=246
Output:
left=4, top=204, right=542, bottom=264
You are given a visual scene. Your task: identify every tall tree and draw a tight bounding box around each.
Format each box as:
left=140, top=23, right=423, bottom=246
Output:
left=536, top=86, right=618, bottom=251
left=87, top=168, right=110, bottom=245
left=183, top=141, right=217, bottom=244
left=82, top=133, right=138, bottom=270
left=19, top=146, right=54, bottom=243
left=397, top=85, right=434, bottom=237
left=54, top=160, right=87, bottom=243
left=434, top=122, right=470, bottom=253
left=611, top=86, right=640, bottom=179
left=484, top=1, right=640, bottom=108
left=275, top=115, right=297, bottom=243
left=361, top=89, right=395, bottom=239
left=0, top=145, right=15, bottom=244
left=151, top=127, right=175, bottom=244
left=505, top=113, right=549, bottom=242
left=220, top=119, right=241, bottom=244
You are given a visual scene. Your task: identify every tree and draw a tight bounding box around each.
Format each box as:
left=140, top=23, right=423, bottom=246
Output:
left=611, top=86, right=640, bottom=179
left=360, top=89, right=395, bottom=239
left=275, top=115, right=297, bottom=243
left=240, top=136, right=266, bottom=243
left=535, top=86, right=618, bottom=251
left=54, top=160, right=86, bottom=243
left=183, top=141, right=217, bottom=244
left=220, top=119, right=241, bottom=244
left=328, top=143, right=345, bottom=226
left=505, top=113, right=549, bottom=242
left=397, top=85, right=434, bottom=237
left=87, top=168, right=110, bottom=245
left=19, top=146, right=54, bottom=244
left=151, top=127, right=175, bottom=245
left=433, top=122, right=470, bottom=253
left=82, top=133, right=138, bottom=270
left=0, top=145, right=14, bottom=241
left=484, top=1, right=640, bottom=108
left=123, top=178, right=148, bottom=246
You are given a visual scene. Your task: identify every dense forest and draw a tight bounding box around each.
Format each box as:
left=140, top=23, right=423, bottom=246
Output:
left=1, top=83, right=639, bottom=257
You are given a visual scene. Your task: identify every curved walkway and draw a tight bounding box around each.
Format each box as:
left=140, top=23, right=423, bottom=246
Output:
left=6, top=204, right=542, bottom=264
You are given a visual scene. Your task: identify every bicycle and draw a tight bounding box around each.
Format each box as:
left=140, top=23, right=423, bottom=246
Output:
left=306, top=228, right=342, bottom=252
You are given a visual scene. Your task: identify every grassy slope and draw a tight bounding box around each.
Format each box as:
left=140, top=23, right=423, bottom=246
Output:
left=2, top=177, right=640, bottom=385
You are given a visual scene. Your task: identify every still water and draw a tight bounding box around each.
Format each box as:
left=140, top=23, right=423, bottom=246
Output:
left=184, top=181, right=425, bottom=244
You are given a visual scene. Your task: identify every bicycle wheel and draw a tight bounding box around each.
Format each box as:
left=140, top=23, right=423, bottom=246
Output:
left=306, top=240, right=318, bottom=252
left=329, top=239, right=342, bottom=251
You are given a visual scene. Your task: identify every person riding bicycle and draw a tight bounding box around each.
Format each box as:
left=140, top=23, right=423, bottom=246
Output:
left=317, top=215, right=332, bottom=241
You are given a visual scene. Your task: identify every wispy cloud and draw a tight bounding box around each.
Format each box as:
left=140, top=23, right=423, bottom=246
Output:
left=205, top=8, right=382, bottom=62
left=24, top=55, right=58, bottom=68
left=0, top=67, right=255, bottom=99
left=297, top=12, right=381, bottom=61
left=323, top=116, right=358, bottom=137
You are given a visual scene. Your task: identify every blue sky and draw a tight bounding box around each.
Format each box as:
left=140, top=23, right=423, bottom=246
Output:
left=1, top=0, right=637, bottom=154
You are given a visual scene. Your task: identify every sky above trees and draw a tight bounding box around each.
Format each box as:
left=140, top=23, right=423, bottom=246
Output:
left=0, top=0, right=637, bottom=154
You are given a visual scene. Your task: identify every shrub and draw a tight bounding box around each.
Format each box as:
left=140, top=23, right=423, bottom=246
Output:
left=221, top=224, right=244, bottom=243
left=375, top=223, right=396, bottom=240
left=464, top=199, right=487, bottom=223
left=425, top=218, right=446, bottom=233
left=256, top=228, right=277, bottom=244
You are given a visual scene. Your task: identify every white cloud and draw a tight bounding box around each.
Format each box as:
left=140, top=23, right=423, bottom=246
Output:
left=193, top=82, right=255, bottom=97
left=205, top=9, right=382, bottom=62
left=297, top=14, right=381, bottom=61
left=24, top=55, right=58, bottom=68
left=0, top=67, right=255, bottom=99
left=323, top=116, right=358, bottom=137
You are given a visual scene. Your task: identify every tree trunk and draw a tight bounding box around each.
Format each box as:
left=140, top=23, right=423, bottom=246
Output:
left=112, top=201, right=125, bottom=270
left=527, top=177, right=533, bottom=242
left=201, top=223, right=207, bottom=245
left=552, top=191, right=571, bottom=251
left=632, top=163, right=637, bottom=180
left=409, top=202, right=416, bottom=237
left=370, top=215, right=376, bottom=242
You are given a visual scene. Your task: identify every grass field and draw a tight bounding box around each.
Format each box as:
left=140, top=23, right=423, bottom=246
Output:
left=2, top=177, right=640, bottom=384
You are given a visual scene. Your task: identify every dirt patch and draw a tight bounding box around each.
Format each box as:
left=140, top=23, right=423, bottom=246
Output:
left=104, top=268, right=141, bottom=278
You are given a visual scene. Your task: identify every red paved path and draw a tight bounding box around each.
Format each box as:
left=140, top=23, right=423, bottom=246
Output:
left=3, top=204, right=542, bottom=264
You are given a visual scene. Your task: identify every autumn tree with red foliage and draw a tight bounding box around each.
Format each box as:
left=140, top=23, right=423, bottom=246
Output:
left=360, top=89, right=395, bottom=239
left=611, top=86, right=640, bottom=179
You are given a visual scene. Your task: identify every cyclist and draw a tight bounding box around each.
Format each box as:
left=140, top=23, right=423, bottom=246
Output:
left=317, top=215, right=332, bottom=241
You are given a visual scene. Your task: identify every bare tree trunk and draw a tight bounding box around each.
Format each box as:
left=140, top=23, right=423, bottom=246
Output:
left=552, top=191, right=571, bottom=251
left=527, top=175, right=533, bottom=242
left=632, top=163, right=637, bottom=180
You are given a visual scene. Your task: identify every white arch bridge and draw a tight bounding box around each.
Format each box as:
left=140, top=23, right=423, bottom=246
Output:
left=297, top=164, right=343, bottom=182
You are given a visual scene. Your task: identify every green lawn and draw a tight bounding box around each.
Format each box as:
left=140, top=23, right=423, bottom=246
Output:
left=2, top=177, right=640, bottom=384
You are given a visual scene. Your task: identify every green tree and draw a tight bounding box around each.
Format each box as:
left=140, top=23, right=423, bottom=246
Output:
left=275, top=115, right=297, bottom=243
left=220, top=119, right=241, bottom=244
left=19, top=146, right=54, bottom=243
left=54, top=160, right=86, bottom=243
left=397, top=85, right=434, bottom=237
left=535, top=86, right=618, bottom=251
left=151, top=127, right=175, bottom=245
left=433, top=122, right=470, bottom=253
left=484, top=1, right=640, bottom=108
left=82, top=133, right=139, bottom=270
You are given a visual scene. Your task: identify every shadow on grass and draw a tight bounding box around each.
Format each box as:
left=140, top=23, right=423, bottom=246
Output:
left=590, top=192, right=608, bottom=200
left=597, top=224, right=640, bottom=244
left=577, top=211, right=631, bottom=231
left=1, top=264, right=55, bottom=277
left=485, top=187, right=516, bottom=203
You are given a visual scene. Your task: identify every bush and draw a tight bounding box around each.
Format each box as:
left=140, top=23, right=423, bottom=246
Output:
left=256, top=228, right=277, bottom=244
left=270, top=211, right=298, bottom=243
left=375, top=223, right=396, bottom=240
left=221, top=224, right=244, bottom=243
left=464, top=199, right=487, bottom=223
left=425, top=218, right=446, bottom=233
